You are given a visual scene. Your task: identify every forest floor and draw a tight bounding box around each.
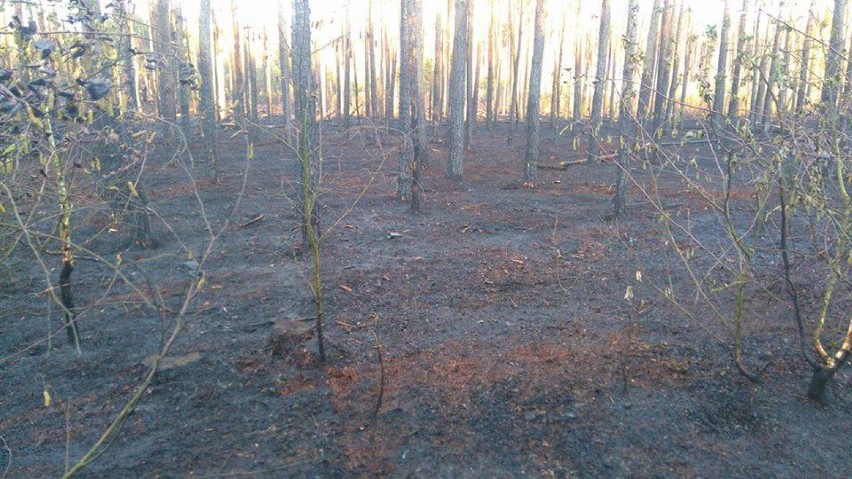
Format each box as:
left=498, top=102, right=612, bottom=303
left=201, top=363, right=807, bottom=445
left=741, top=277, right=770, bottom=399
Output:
left=2, top=121, right=851, bottom=477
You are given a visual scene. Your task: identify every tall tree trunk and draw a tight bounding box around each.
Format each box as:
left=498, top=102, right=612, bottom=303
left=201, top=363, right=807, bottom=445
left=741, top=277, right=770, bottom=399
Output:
left=212, top=10, right=221, bottom=121
left=637, top=0, right=662, bottom=126
left=433, top=12, right=444, bottom=122
left=551, top=11, right=566, bottom=129
left=607, top=44, right=617, bottom=125
left=246, top=27, right=260, bottom=137
left=615, top=0, right=639, bottom=219
left=821, top=0, right=847, bottom=108
left=664, top=2, right=685, bottom=135
left=278, top=0, right=292, bottom=145
left=263, top=29, right=273, bottom=118
left=750, top=13, right=767, bottom=125
left=486, top=0, right=496, bottom=129
left=587, top=0, right=612, bottom=162
left=571, top=0, right=583, bottom=136
left=367, top=0, right=379, bottom=119
left=652, top=0, right=673, bottom=134
left=175, top=5, right=191, bottom=135
left=523, top=0, right=546, bottom=185
left=447, top=0, right=469, bottom=179
left=676, top=9, right=694, bottom=131
left=509, top=1, right=524, bottom=127
left=398, top=0, right=426, bottom=202
left=153, top=0, right=177, bottom=125
left=384, top=26, right=397, bottom=120
left=292, top=0, right=323, bottom=361
left=761, top=4, right=783, bottom=133
left=116, top=0, right=139, bottom=114
left=795, top=1, right=815, bottom=113
left=464, top=2, right=475, bottom=147
left=343, top=1, right=352, bottom=130
left=712, top=0, right=731, bottom=127
left=410, top=0, right=426, bottom=211
left=231, top=0, right=245, bottom=120
left=727, top=0, right=749, bottom=119
left=199, top=0, right=219, bottom=181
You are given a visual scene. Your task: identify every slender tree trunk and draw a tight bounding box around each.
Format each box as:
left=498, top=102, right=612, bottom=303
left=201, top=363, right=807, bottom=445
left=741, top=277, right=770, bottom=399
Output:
left=571, top=0, right=583, bottom=136
left=116, top=0, right=139, bottom=114
left=464, top=3, right=475, bottom=148
left=199, top=0, right=219, bottom=181
left=212, top=10, right=221, bottom=121
left=433, top=13, right=444, bottom=122
left=795, top=1, right=815, bottom=113
left=676, top=10, right=693, bottom=130
left=367, top=0, right=379, bottom=119
left=587, top=0, right=612, bottom=162
left=292, top=0, right=323, bottom=361
left=652, top=0, right=673, bottom=134
left=231, top=0, right=245, bottom=120
left=447, top=0, right=469, bottom=179
left=821, top=0, right=847, bottom=108
left=523, top=0, right=546, bottom=185
left=712, top=0, right=731, bottom=127
left=384, top=26, right=397, bottom=120
left=153, top=0, right=177, bottom=124
left=761, top=4, right=783, bottom=132
left=615, top=0, right=639, bottom=219
left=750, top=13, right=767, bottom=124
left=486, top=0, right=496, bottom=129
left=728, top=0, right=748, bottom=118
left=246, top=27, right=260, bottom=136
left=343, top=1, right=352, bottom=130
left=410, top=0, right=426, bottom=211
left=638, top=0, right=662, bottom=126
left=509, top=2, right=524, bottom=128
left=176, top=5, right=191, bottom=134
left=278, top=0, right=292, bottom=145
left=263, top=29, right=273, bottom=118
left=665, top=2, right=685, bottom=135
left=777, top=13, right=792, bottom=115
left=607, top=45, right=617, bottom=125
left=550, top=11, right=566, bottom=130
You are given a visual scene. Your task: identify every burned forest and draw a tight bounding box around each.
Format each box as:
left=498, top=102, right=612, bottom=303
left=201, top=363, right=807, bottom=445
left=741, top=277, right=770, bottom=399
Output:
left=1, top=0, right=852, bottom=476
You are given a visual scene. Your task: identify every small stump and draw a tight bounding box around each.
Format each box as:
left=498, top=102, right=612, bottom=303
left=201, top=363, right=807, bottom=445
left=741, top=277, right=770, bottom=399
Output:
left=266, top=319, right=315, bottom=360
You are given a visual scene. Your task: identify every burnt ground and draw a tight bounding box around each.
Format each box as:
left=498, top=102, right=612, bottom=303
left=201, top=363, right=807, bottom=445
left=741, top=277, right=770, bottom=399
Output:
left=1, top=121, right=851, bottom=477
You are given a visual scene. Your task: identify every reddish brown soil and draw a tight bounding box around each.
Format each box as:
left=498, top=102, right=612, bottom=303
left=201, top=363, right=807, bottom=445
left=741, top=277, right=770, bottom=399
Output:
left=1, top=122, right=850, bottom=477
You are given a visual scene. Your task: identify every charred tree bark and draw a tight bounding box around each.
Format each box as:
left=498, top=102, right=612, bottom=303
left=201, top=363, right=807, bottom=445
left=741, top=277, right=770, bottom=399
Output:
left=550, top=11, right=566, bottom=129
left=509, top=1, right=524, bottom=128
left=292, top=0, right=323, bottom=360
left=278, top=0, right=292, bottom=144
left=712, top=0, right=731, bottom=127
left=637, top=0, right=662, bottom=126
left=116, top=0, right=139, bottom=114
left=614, top=0, right=639, bottom=219
left=485, top=0, right=496, bottom=129
left=199, top=0, right=219, bottom=181
left=588, top=0, right=612, bottom=162
left=795, top=1, right=814, bottom=113
left=523, top=0, right=545, bottom=185
left=651, top=0, right=673, bottom=134
left=231, top=0, right=245, bottom=120
left=153, top=0, right=177, bottom=125
left=821, top=0, right=847, bottom=109
left=447, top=0, right=469, bottom=180
left=664, top=2, right=685, bottom=135
left=728, top=0, right=748, bottom=119
left=432, top=12, right=444, bottom=122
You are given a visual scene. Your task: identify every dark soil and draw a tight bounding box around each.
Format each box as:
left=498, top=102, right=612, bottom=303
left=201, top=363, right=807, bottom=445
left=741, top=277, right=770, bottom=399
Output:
left=2, top=122, right=850, bottom=477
